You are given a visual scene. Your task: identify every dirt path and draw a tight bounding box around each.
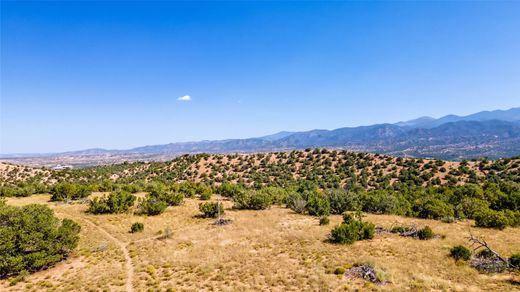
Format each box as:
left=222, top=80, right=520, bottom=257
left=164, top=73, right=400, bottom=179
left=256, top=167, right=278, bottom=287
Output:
left=57, top=213, right=134, bottom=292
left=85, top=219, right=134, bottom=292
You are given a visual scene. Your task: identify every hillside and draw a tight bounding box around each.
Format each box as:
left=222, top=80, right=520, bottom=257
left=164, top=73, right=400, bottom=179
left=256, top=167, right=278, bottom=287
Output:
left=0, top=162, right=52, bottom=185
left=2, top=150, right=520, bottom=291
left=3, top=150, right=519, bottom=190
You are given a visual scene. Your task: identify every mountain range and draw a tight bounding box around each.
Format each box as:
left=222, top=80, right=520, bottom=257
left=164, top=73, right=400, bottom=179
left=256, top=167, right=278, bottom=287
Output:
left=2, top=107, right=520, bottom=166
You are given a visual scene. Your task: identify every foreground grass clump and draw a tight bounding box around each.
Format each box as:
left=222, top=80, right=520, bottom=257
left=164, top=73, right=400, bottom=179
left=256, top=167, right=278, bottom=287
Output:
left=330, top=213, right=375, bottom=244
left=88, top=191, right=136, bottom=214
left=199, top=202, right=224, bottom=218
left=0, top=201, right=80, bottom=278
left=130, top=222, right=144, bottom=233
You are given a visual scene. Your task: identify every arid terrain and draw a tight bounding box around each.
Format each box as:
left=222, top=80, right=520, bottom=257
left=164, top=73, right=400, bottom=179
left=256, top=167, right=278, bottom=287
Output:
left=1, top=150, right=520, bottom=291
left=2, top=194, right=520, bottom=291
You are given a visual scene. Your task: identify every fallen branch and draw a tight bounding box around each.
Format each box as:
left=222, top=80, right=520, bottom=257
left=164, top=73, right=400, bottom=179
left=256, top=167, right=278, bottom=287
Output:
left=466, top=231, right=509, bottom=266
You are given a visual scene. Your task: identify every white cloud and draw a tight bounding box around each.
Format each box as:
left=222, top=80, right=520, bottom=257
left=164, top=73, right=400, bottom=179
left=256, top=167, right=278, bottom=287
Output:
left=177, top=95, right=191, bottom=101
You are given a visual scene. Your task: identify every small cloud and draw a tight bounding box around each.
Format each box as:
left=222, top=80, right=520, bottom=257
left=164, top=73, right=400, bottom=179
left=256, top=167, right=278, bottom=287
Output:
left=177, top=95, right=191, bottom=101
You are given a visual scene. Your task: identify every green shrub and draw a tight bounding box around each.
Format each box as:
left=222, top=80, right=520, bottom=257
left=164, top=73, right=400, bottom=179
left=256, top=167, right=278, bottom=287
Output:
left=450, top=245, right=471, bottom=261
left=476, top=249, right=495, bottom=259
left=342, top=212, right=355, bottom=224
left=305, top=191, right=331, bottom=216
left=390, top=226, right=410, bottom=234
left=417, top=226, right=434, bottom=240
left=130, top=222, right=144, bottom=233
left=233, top=189, right=272, bottom=210
left=414, top=198, right=454, bottom=220
left=510, top=253, right=520, bottom=270
left=159, top=191, right=184, bottom=206
left=326, top=189, right=359, bottom=214
left=503, top=210, right=520, bottom=227
left=360, top=190, right=410, bottom=215
left=474, top=209, right=509, bottom=230
left=0, top=204, right=80, bottom=278
left=121, top=184, right=143, bottom=193
left=216, top=183, right=244, bottom=198
left=199, top=202, right=224, bottom=218
left=260, top=187, right=290, bottom=205
left=200, top=189, right=212, bottom=200
left=459, top=197, right=489, bottom=219
left=137, top=197, right=168, bottom=216
left=50, top=183, right=92, bottom=201
left=88, top=191, right=136, bottom=214
left=319, top=216, right=330, bottom=225
left=330, top=219, right=375, bottom=244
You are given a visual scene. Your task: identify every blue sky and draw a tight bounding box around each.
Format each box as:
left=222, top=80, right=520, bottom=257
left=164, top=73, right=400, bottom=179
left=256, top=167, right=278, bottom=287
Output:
left=1, top=1, right=519, bottom=153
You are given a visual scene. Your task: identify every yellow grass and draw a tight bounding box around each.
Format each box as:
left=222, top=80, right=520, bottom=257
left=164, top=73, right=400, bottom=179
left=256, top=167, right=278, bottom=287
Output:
left=2, top=194, right=520, bottom=291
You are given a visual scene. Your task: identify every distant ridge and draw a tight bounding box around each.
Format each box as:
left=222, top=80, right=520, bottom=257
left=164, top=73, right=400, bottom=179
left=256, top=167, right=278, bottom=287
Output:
left=2, top=107, right=519, bottom=166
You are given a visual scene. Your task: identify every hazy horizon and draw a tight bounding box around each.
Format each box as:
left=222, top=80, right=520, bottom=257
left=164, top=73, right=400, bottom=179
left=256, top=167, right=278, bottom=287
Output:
left=1, top=106, right=518, bottom=155
left=1, top=1, right=520, bottom=153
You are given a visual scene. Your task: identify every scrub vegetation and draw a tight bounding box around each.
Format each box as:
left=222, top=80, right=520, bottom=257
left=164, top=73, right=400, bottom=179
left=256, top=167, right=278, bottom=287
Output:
left=1, top=149, right=519, bottom=290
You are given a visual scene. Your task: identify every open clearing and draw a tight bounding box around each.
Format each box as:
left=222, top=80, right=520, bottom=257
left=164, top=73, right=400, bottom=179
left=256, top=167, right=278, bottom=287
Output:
left=2, top=194, right=520, bottom=291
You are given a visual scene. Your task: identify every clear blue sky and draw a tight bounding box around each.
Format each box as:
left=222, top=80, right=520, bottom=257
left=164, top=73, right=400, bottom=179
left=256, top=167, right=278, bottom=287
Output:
left=1, top=1, right=519, bottom=153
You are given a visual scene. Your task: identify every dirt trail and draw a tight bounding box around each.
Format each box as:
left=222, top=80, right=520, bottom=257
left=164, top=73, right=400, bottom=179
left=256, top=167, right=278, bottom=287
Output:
left=57, top=213, right=134, bottom=292
left=87, top=220, right=134, bottom=292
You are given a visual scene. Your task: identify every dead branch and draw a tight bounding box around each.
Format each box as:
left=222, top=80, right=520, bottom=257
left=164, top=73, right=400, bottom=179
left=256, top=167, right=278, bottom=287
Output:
left=466, top=231, right=509, bottom=265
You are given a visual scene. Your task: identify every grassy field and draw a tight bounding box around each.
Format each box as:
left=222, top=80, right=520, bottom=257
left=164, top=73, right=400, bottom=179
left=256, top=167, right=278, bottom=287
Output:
left=2, top=194, right=520, bottom=291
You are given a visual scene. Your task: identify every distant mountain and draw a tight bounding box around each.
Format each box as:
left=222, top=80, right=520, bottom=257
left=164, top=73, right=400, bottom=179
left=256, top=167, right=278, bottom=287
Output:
left=2, top=107, right=519, bottom=166
left=397, top=107, right=520, bottom=129
left=395, top=116, right=436, bottom=128
left=259, top=131, right=295, bottom=141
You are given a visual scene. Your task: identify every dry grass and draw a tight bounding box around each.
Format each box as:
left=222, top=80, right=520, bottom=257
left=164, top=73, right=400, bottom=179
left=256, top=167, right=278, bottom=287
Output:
left=2, top=195, right=520, bottom=291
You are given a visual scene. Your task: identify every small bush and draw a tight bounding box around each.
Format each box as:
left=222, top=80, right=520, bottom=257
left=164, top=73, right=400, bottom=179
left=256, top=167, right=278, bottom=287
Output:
left=305, top=191, right=331, bottom=216
left=137, top=197, right=168, bottom=216
left=50, top=183, right=92, bottom=201
left=476, top=249, right=495, bottom=259
left=510, top=253, right=520, bottom=270
left=390, top=226, right=410, bottom=234
left=417, top=226, right=434, bottom=240
left=88, top=191, right=136, bottom=214
left=326, top=189, right=359, bottom=214
left=216, top=183, right=244, bottom=198
left=130, top=222, right=144, bottom=233
left=414, top=198, right=454, bottom=220
left=333, top=267, right=346, bottom=275
left=149, top=189, right=183, bottom=206
left=199, top=202, right=224, bottom=218
left=450, top=245, right=471, bottom=261
left=200, top=189, right=212, bottom=200
left=474, top=209, right=509, bottom=230
left=319, top=216, right=330, bottom=225
left=330, top=219, right=375, bottom=244
left=233, top=189, right=272, bottom=210
left=342, top=212, right=355, bottom=224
